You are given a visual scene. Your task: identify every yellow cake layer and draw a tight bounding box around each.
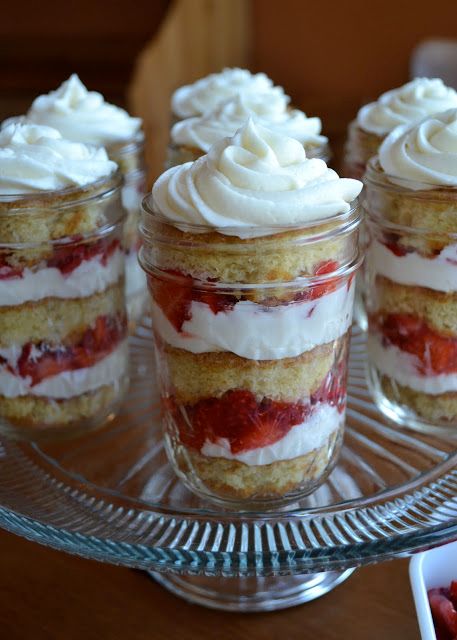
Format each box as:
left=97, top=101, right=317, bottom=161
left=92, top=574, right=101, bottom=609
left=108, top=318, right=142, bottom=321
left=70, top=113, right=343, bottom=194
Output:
left=0, top=282, right=125, bottom=348
left=381, top=376, right=457, bottom=424
left=364, top=168, right=457, bottom=234
left=373, top=276, right=457, bottom=336
left=179, top=430, right=340, bottom=500
left=0, top=174, right=123, bottom=244
left=162, top=340, right=342, bottom=403
left=144, top=219, right=358, bottom=285
left=0, top=380, right=125, bottom=430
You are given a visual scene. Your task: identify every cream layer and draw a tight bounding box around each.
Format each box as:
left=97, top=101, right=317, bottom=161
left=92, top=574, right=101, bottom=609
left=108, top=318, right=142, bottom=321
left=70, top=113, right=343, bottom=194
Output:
left=0, top=249, right=124, bottom=306
left=151, top=281, right=354, bottom=360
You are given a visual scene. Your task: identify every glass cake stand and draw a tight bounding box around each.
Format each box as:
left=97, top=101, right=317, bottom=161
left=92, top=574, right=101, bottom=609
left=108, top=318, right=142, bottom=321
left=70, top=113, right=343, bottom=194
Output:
left=0, top=319, right=456, bottom=612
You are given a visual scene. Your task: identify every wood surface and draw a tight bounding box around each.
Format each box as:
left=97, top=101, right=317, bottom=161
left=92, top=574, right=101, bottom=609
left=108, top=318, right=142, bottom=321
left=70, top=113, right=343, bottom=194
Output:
left=128, top=0, right=250, bottom=181
left=0, top=529, right=419, bottom=640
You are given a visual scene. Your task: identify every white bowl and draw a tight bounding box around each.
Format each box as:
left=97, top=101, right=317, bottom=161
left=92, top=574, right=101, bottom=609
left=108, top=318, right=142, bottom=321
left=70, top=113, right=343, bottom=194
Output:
left=410, top=540, right=457, bottom=640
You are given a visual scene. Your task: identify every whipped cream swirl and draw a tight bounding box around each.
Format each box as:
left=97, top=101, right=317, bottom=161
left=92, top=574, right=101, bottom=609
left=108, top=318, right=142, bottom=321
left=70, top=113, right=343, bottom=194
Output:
left=171, top=68, right=289, bottom=119
left=153, top=119, right=362, bottom=237
left=26, top=74, right=142, bottom=146
left=171, top=95, right=327, bottom=152
left=0, top=123, right=117, bottom=194
left=379, top=108, right=457, bottom=188
left=357, top=78, right=457, bottom=136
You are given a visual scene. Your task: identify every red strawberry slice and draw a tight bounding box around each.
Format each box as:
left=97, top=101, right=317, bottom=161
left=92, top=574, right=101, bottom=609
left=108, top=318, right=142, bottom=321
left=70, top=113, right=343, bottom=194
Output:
left=428, top=588, right=457, bottom=640
left=148, top=271, right=193, bottom=332
left=380, top=314, right=457, bottom=375
left=174, top=390, right=310, bottom=454
left=16, top=314, right=126, bottom=386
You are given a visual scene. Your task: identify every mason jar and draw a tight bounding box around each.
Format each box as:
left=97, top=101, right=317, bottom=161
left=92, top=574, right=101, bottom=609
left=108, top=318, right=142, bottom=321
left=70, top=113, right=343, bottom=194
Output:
left=140, top=196, right=362, bottom=508
left=0, top=172, right=128, bottom=440
left=109, top=137, right=148, bottom=328
left=364, top=158, right=457, bottom=433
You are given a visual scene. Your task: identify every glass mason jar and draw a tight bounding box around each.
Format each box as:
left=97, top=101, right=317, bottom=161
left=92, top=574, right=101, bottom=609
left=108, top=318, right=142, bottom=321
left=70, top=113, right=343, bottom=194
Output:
left=109, top=137, right=148, bottom=329
left=364, top=158, right=457, bottom=433
left=140, top=197, right=362, bottom=508
left=0, top=172, right=128, bottom=441
left=343, top=120, right=384, bottom=332
left=165, top=139, right=332, bottom=170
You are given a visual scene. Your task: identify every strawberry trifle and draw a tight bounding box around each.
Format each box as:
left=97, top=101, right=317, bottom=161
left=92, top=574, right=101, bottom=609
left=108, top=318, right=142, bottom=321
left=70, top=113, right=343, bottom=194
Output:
left=167, top=94, right=329, bottom=167
left=0, top=123, right=128, bottom=439
left=365, top=108, right=457, bottom=430
left=22, top=74, right=147, bottom=326
left=140, top=119, right=362, bottom=506
left=344, top=78, right=457, bottom=179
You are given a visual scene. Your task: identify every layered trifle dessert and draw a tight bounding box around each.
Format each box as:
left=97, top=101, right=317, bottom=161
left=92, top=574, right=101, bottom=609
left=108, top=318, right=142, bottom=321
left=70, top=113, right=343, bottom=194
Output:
left=20, top=74, right=147, bottom=326
left=167, top=94, right=329, bottom=167
left=365, top=108, right=457, bottom=430
left=0, top=123, right=128, bottom=439
left=140, top=119, right=362, bottom=506
left=344, top=78, right=457, bottom=179
left=171, top=67, right=288, bottom=122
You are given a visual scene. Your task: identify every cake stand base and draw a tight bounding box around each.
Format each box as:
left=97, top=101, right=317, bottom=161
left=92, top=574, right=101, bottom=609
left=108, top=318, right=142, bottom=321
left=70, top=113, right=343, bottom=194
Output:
left=150, top=569, right=355, bottom=612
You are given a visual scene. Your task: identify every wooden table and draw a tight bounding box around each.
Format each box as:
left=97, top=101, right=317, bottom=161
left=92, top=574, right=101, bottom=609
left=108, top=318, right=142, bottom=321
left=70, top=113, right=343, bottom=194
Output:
left=0, top=529, right=419, bottom=640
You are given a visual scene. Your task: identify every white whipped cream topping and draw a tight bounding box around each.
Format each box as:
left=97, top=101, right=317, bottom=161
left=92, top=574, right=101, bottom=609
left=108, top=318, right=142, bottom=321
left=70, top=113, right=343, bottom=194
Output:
left=368, top=334, right=457, bottom=394
left=0, top=123, right=116, bottom=194
left=0, top=341, right=128, bottom=399
left=171, top=95, right=326, bottom=153
left=154, top=119, right=362, bottom=238
left=357, top=78, right=457, bottom=136
left=368, top=239, right=457, bottom=292
left=151, top=280, right=354, bottom=360
left=26, top=74, right=142, bottom=146
left=379, top=108, right=457, bottom=187
left=0, top=249, right=124, bottom=306
left=201, top=403, right=342, bottom=465
left=171, top=68, right=288, bottom=119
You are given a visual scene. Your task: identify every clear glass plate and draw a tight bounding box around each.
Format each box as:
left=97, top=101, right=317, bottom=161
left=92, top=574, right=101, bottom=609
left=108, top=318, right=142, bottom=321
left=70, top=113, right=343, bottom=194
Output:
left=0, top=320, right=456, bottom=611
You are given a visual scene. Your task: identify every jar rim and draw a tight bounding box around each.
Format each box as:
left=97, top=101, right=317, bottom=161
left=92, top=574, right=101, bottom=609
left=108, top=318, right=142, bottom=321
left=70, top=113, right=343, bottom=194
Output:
left=141, top=192, right=361, bottom=240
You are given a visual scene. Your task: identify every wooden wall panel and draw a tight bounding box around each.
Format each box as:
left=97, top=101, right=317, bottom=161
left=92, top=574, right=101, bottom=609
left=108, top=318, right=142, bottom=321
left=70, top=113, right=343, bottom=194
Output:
left=252, top=0, right=457, bottom=165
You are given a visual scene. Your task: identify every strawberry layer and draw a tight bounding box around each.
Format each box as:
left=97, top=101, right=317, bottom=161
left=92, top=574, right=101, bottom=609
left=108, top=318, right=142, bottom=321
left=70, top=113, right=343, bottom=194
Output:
left=368, top=333, right=457, bottom=394
left=368, top=238, right=457, bottom=293
left=169, top=365, right=346, bottom=464
left=0, top=313, right=127, bottom=398
left=0, top=239, right=124, bottom=305
left=0, top=341, right=128, bottom=399
left=151, top=281, right=354, bottom=360
left=201, top=403, right=342, bottom=465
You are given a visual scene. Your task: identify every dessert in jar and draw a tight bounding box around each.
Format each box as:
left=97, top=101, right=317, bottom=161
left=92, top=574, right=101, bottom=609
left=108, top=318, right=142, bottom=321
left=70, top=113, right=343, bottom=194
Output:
left=344, top=78, right=457, bottom=179
left=170, top=67, right=288, bottom=123
left=0, top=123, right=128, bottom=440
left=23, top=74, right=147, bottom=327
left=167, top=94, right=330, bottom=168
left=140, top=119, right=363, bottom=507
left=345, top=78, right=457, bottom=330
left=364, top=108, right=457, bottom=432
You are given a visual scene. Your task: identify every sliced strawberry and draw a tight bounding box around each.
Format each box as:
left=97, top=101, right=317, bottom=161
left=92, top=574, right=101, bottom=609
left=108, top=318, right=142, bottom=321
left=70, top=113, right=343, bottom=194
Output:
left=194, top=290, right=237, bottom=314
left=429, top=588, right=457, bottom=640
left=148, top=271, right=193, bottom=332
left=48, top=236, right=120, bottom=275
left=174, top=390, right=310, bottom=454
left=15, top=314, right=126, bottom=386
left=380, top=314, right=457, bottom=376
